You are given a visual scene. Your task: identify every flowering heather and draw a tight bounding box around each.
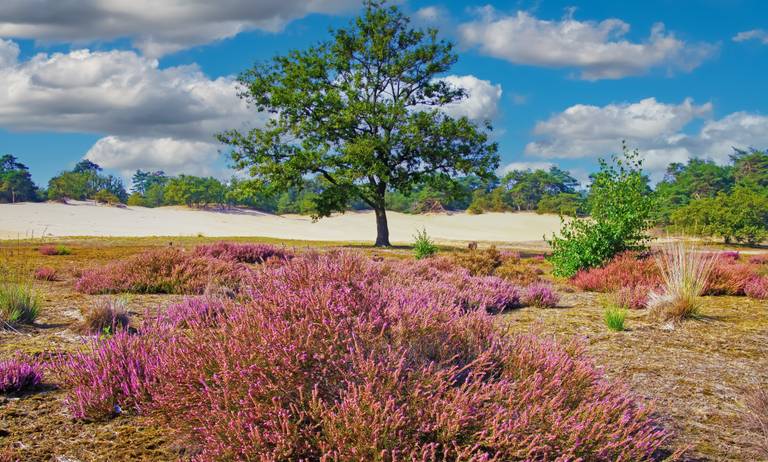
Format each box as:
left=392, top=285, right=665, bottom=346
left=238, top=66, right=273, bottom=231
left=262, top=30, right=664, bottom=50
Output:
left=614, top=285, right=651, bottom=309
left=748, top=254, right=768, bottom=265
left=522, top=282, right=560, bottom=307
left=704, top=260, right=758, bottom=296
left=745, top=276, right=768, bottom=300
left=715, top=250, right=740, bottom=261
left=0, top=354, right=42, bottom=394
left=75, top=247, right=247, bottom=295
left=192, top=241, right=292, bottom=264
left=494, top=260, right=543, bottom=285
left=451, top=246, right=502, bottom=276
left=57, top=252, right=668, bottom=459
left=33, top=266, right=57, bottom=281
left=38, top=244, right=70, bottom=256
left=571, top=251, right=660, bottom=292
left=52, top=330, right=163, bottom=419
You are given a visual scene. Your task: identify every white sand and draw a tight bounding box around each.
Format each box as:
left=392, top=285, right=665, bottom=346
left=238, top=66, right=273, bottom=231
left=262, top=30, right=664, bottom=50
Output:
left=0, top=201, right=563, bottom=244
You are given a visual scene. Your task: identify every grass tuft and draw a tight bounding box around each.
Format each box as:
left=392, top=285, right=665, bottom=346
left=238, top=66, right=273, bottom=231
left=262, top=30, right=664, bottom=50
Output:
left=648, top=243, right=716, bottom=322
left=603, top=303, right=627, bottom=332
left=0, top=283, right=40, bottom=327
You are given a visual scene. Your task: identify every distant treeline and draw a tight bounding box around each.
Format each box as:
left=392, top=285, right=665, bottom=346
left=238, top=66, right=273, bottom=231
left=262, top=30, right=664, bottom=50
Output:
left=2, top=149, right=767, bottom=244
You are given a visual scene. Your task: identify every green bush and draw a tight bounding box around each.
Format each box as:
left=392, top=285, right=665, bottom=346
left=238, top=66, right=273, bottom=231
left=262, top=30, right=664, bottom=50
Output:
left=0, top=283, right=40, bottom=326
left=412, top=228, right=438, bottom=260
left=547, top=144, right=654, bottom=277
left=536, top=192, right=584, bottom=216
left=94, top=189, right=121, bottom=205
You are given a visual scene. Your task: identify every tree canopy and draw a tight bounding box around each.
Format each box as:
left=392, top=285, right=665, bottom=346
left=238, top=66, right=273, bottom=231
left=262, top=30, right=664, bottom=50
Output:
left=0, top=154, right=38, bottom=203
left=218, top=0, right=498, bottom=246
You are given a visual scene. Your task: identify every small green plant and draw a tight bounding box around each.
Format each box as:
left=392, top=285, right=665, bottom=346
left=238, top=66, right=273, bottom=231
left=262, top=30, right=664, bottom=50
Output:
left=603, top=303, right=627, bottom=332
left=412, top=228, right=438, bottom=260
left=56, top=245, right=72, bottom=255
left=0, top=283, right=40, bottom=327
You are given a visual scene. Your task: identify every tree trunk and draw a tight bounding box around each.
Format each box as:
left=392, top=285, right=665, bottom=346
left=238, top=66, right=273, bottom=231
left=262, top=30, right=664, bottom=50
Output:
left=374, top=207, right=391, bottom=247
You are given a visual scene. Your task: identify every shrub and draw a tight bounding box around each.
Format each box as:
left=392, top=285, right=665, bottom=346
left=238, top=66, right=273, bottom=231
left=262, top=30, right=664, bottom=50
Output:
left=0, top=354, right=43, bottom=393
left=571, top=251, right=660, bottom=292
left=748, top=254, right=768, bottom=265
left=494, top=260, right=543, bottom=285
left=93, top=189, right=121, bottom=205
left=451, top=246, right=502, bottom=276
left=33, top=266, right=57, bottom=281
left=745, top=276, right=768, bottom=300
left=743, top=385, right=768, bottom=458
left=0, top=283, right=40, bottom=326
left=613, top=285, right=650, bottom=310
left=192, top=242, right=292, bottom=264
left=705, top=260, right=758, bottom=295
left=548, top=145, right=654, bottom=277
left=39, top=244, right=71, bottom=256
left=57, top=252, right=667, bottom=460
left=75, top=248, right=247, bottom=295
left=648, top=243, right=716, bottom=322
left=53, top=330, right=162, bottom=419
left=604, top=304, right=627, bottom=332
left=522, top=283, right=560, bottom=307
left=411, top=228, right=438, bottom=260
left=77, top=298, right=131, bottom=335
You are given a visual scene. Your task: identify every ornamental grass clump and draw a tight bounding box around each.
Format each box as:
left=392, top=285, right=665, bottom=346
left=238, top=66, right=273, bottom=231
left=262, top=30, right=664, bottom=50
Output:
left=0, top=283, right=40, bottom=327
left=56, top=252, right=668, bottom=459
left=0, top=354, right=43, bottom=394
left=603, top=303, right=627, bottom=332
left=648, top=243, right=716, bottom=322
left=75, top=247, right=247, bottom=295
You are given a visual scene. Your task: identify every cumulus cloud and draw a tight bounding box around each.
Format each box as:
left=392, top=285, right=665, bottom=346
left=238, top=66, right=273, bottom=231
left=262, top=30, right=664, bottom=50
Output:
left=0, top=0, right=356, bottom=58
left=499, top=161, right=554, bottom=174
left=438, top=75, right=502, bottom=121
left=524, top=97, right=768, bottom=179
left=733, top=29, right=768, bottom=44
left=0, top=44, right=261, bottom=175
left=459, top=8, right=716, bottom=80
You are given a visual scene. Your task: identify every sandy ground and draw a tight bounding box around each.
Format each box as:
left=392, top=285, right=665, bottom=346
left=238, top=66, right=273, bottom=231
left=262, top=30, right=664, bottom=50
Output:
left=0, top=201, right=563, bottom=244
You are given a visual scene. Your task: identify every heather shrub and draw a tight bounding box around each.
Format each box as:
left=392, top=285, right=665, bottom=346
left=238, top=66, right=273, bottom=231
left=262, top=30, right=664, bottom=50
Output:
left=75, top=247, right=247, bottom=294
left=58, top=252, right=668, bottom=459
left=494, top=259, right=543, bottom=285
left=748, top=254, right=768, bottom=265
left=613, top=285, right=650, bottom=309
left=705, top=260, right=758, bottom=295
left=0, top=354, right=43, bottom=394
left=745, top=276, right=768, bottom=300
left=522, top=283, right=560, bottom=307
left=743, top=385, right=768, bottom=457
left=411, top=228, right=438, bottom=260
left=571, top=251, right=660, bottom=292
left=53, top=330, right=163, bottom=419
left=604, top=304, right=627, bottom=332
left=0, top=283, right=40, bottom=326
left=33, top=266, right=57, bottom=281
left=39, top=244, right=71, bottom=256
left=451, top=246, right=502, bottom=276
left=192, top=241, right=292, bottom=264
left=648, top=243, right=716, bottom=322
left=77, top=298, right=131, bottom=335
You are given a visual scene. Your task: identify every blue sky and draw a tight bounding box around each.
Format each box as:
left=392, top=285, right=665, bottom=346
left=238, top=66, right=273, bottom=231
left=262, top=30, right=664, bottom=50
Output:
left=0, top=0, right=766, bottom=187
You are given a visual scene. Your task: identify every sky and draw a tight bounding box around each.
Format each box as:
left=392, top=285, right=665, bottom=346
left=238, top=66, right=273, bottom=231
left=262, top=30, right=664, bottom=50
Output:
left=0, top=0, right=766, bottom=187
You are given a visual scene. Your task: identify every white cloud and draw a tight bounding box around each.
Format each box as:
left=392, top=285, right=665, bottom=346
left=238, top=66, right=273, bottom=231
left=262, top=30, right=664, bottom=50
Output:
left=0, top=39, right=19, bottom=68
left=415, top=6, right=448, bottom=23
left=0, top=44, right=262, bottom=175
left=0, top=0, right=355, bottom=58
left=85, top=137, right=221, bottom=177
left=439, top=74, right=502, bottom=121
left=524, top=97, right=768, bottom=180
left=459, top=8, right=716, bottom=80
left=499, top=161, right=554, bottom=174
left=733, top=29, right=768, bottom=45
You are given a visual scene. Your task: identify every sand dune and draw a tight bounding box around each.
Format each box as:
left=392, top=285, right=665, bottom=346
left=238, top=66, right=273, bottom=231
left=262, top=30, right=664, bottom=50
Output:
left=0, top=201, right=563, bottom=244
